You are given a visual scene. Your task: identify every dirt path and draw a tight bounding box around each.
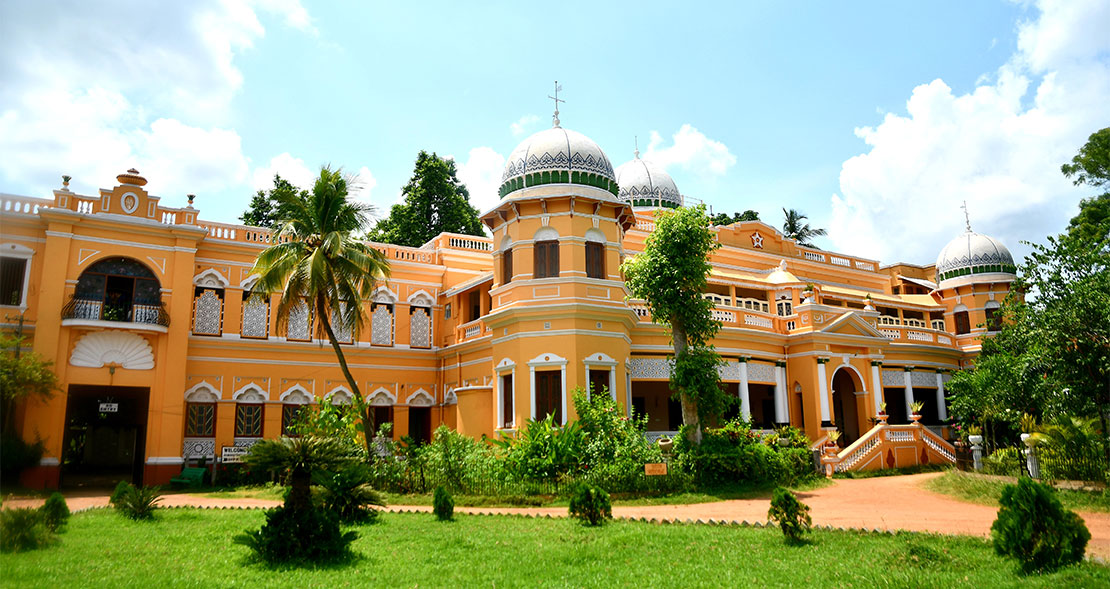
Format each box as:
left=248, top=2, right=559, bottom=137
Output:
left=7, top=473, right=1110, bottom=559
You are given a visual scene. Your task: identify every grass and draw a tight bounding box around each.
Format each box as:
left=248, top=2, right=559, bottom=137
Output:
left=925, top=470, right=1110, bottom=513
left=3, top=508, right=1107, bottom=587
left=202, top=478, right=832, bottom=508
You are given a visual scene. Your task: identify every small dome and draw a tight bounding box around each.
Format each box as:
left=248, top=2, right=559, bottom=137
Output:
left=614, top=154, right=682, bottom=209
left=498, top=126, right=617, bottom=199
left=935, top=230, right=1016, bottom=285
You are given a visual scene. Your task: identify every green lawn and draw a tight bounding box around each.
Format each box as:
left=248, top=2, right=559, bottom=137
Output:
left=3, top=508, right=1107, bottom=588
left=925, top=470, right=1110, bottom=513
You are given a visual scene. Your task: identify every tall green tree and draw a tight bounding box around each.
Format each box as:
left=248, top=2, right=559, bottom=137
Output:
left=622, top=205, right=726, bottom=443
left=1061, top=127, right=1110, bottom=190
left=366, top=151, right=483, bottom=247
left=0, top=333, right=58, bottom=435
left=781, top=208, right=827, bottom=247
left=240, top=174, right=308, bottom=228
left=711, top=209, right=760, bottom=225
left=250, top=166, right=390, bottom=450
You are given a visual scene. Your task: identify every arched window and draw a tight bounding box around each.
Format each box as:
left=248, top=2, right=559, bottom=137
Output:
left=70, top=257, right=164, bottom=324
left=533, top=227, right=559, bottom=279
left=953, top=304, right=971, bottom=335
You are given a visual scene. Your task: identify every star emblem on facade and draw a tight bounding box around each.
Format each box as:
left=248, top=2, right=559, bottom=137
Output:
left=751, top=232, right=764, bottom=248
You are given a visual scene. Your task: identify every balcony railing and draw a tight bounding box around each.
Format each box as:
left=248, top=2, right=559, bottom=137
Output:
left=62, top=296, right=170, bottom=327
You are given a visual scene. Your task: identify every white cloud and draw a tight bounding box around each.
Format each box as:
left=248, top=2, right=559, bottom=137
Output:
left=828, top=0, right=1110, bottom=265
left=645, top=124, right=737, bottom=176
left=0, top=0, right=313, bottom=211
left=251, top=152, right=317, bottom=192
left=349, top=166, right=378, bottom=207
left=510, top=114, right=540, bottom=137
left=454, top=147, right=506, bottom=214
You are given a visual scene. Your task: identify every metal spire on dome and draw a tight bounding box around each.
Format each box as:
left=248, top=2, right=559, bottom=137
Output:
left=548, top=81, right=564, bottom=128
left=634, top=136, right=640, bottom=159
left=961, top=200, right=972, bottom=232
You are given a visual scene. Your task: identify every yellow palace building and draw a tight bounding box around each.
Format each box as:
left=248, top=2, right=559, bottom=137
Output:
left=1, top=121, right=1017, bottom=488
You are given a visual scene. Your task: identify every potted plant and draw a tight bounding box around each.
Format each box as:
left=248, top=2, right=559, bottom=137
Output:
left=966, top=425, right=983, bottom=447
left=909, top=401, right=924, bottom=424
left=824, top=430, right=841, bottom=452
left=863, top=293, right=875, bottom=311
left=1019, top=413, right=1037, bottom=447
left=876, top=402, right=888, bottom=424
left=657, top=435, right=674, bottom=455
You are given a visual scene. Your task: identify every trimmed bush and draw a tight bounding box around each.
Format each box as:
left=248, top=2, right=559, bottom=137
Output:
left=433, top=486, right=454, bottom=521
left=40, top=492, right=70, bottom=532
left=0, top=508, right=54, bottom=552
left=568, top=483, right=611, bottom=526
left=114, top=484, right=163, bottom=521
left=234, top=506, right=357, bottom=565
left=768, top=487, right=811, bottom=543
left=991, top=477, right=1090, bottom=572
left=109, top=480, right=131, bottom=506
left=0, top=433, right=44, bottom=481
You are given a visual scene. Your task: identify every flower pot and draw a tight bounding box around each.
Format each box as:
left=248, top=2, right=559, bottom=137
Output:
left=657, top=438, right=673, bottom=454
left=876, top=413, right=888, bottom=425
left=910, top=413, right=922, bottom=424
left=1020, top=433, right=1034, bottom=447
left=968, top=434, right=983, bottom=446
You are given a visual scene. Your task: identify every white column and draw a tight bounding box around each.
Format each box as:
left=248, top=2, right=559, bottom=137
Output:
left=817, top=360, right=831, bottom=424
left=773, top=363, right=786, bottom=424
left=903, top=369, right=914, bottom=421
left=529, top=366, right=537, bottom=420
left=871, top=363, right=884, bottom=415
left=738, top=359, right=751, bottom=422
left=560, top=365, right=567, bottom=425
left=608, top=366, right=616, bottom=402
left=935, top=371, right=948, bottom=421
left=625, top=370, right=632, bottom=418
left=496, top=373, right=504, bottom=431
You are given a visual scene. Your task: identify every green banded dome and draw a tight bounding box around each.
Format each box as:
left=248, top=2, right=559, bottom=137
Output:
left=499, top=126, right=618, bottom=199
left=935, top=230, right=1016, bottom=286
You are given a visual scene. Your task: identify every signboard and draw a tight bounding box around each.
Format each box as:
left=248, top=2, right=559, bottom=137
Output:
left=221, top=446, right=249, bottom=464
left=644, top=463, right=668, bottom=476
left=98, top=402, right=119, bottom=413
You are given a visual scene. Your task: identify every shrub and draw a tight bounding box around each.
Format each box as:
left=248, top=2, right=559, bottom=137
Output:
left=674, top=420, right=814, bottom=487
left=991, top=477, right=1090, bottom=572
left=0, top=433, right=44, bottom=481
left=0, top=508, right=56, bottom=552
left=768, top=487, right=811, bottom=543
left=498, top=414, right=585, bottom=488
left=314, top=462, right=385, bottom=524
left=109, top=480, right=131, bottom=506
left=235, top=505, right=357, bottom=565
left=40, top=492, right=70, bottom=532
left=568, top=483, right=611, bottom=526
left=114, top=484, right=163, bottom=521
left=433, top=486, right=454, bottom=521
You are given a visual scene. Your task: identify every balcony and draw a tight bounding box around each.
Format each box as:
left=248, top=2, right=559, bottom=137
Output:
left=62, top=296, right=170, bottom=332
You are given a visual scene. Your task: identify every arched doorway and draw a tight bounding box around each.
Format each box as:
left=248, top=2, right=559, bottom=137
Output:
left=67, top=257, right=164, bottom=324
left=830, top=367, right=862, bottom=444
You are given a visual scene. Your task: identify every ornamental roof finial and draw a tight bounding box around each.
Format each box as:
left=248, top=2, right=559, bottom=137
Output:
left=961, top=200, right=972, bottom=232
left=548, top=81, right=564, bottom=128
left=634, top=135, right=640, bottom=159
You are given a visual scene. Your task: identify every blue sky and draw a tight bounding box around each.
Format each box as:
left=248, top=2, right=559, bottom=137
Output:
left=2, top=1, right=1107, bottom=266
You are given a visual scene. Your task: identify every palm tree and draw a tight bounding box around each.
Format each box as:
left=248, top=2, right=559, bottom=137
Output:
left=250, top=166, right=389, bottom=450
left=782, top=208, right=827, bottom=247
left=244, top=436, right=356, bottom=512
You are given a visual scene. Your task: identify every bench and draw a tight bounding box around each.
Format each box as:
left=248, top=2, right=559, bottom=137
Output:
left=170, top=467, right=208, bottom=488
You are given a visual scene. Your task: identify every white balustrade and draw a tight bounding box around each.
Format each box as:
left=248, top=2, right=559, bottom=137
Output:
left=712, top=309, right=736, bottom=322
left=744, top=314, right=773, bottom=328
left=880, top=329, right=900, bottom=339
left=803, top=251, right=826, bottom=262
left=906, top=331, right=932, bottom=342
left=830, top=256, right=851, bottom=267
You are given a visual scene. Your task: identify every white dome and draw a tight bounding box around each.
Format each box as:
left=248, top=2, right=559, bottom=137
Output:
left=935, top=230, right=1016, bottom=285
left=498, top=126, right=617, bottom=199
left=614, top=154, right=682, bottom=209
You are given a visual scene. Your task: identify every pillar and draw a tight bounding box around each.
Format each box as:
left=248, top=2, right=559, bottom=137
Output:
left=935, top=370, right=948, bottom=421
left=817, top=358, right=831, bottom=426
left=738, top=357, right=751, bottom=422
left=773, top=361, right=786, bottom=424
left=871, top=361, right=884, bottom=415
left=903, top=367, right=915, bottom=421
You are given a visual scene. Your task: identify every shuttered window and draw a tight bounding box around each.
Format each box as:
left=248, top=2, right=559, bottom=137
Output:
left=502, top=247, right=513, bottom=284
left=954, top=311, right=971, bottom=335
left=533, top=240, right=559, bottom=278
left=535, top=370, right=562, bottom=423
left=585, top=242, right=604, bottom=279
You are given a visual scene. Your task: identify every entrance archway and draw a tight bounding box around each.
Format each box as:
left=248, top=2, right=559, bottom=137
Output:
left=61, top=385, right=150, bottom=488
left=830, top=367, right=863, bottom=444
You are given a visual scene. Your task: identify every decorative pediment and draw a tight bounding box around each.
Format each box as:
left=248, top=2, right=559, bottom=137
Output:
left=367, top=388, right=396, bottom=406
left=184, top=381, right=220, bottom=402
left=406, top=290, right=434, bottom=307
left=405, top=388, right=434, bottom=407
left=232, top=383, right=268, bottom=403
left=70, top=331, right=154, bottom=370
left=372, top=286, right=398, bottom=304
left=280, top=384, right=313, bottom=404
left=193, top=268, right=230, bottom=289
left=817, top=312, right=886, bottom=339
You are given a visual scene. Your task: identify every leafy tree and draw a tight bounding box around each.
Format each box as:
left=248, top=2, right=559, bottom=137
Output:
left=622, top=204, right=726, bottom=443
left=0, top=333, right=58, bottom=435
left=711, top=209, right=760, bottom=225
left=239, top=174, right=308, bottom=229
left=1065, top=193, right=1109, bottom=246
left=366, top=151, right=483, bottom=247
left=781, top=208, right=827, bottom=247
left=250, top=166, right=390, bottom=450
left=245, top=436, right=357, bottom=513
left=1061, top=127, right=1110, bottom=189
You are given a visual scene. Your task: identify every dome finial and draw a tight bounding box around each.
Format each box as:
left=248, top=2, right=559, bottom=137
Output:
left=634, top=135, right=640, bottom=159
left=548, top=81, right=564, bottom=128
left=961, top=200, right=972, bottom=232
